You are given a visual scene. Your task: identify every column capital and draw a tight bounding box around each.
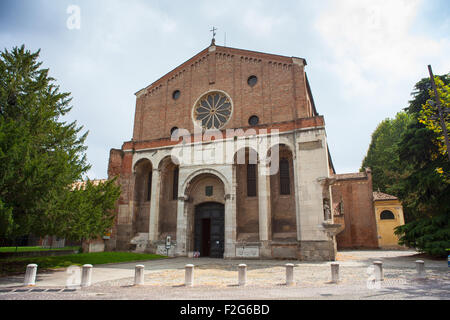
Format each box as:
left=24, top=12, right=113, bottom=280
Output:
left=224, top=193, right=235, bottom=201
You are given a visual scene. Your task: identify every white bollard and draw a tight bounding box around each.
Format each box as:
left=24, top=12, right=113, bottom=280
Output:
left=80, top=264, right=93, bottom=287
left=24, top=264, right=38, bottom=286
left=331, top=263, right=340, bottom=283
left=416, top=260, right=426, bottom=279
left=238, top=264, right=247, bottom=286
left=185, top=264, right=194, bottom=287
left=285, top=264, right=294, bottom=286
left=134, top=265, right=145, bottom=286
left=373, top=261, right=384, bottom=281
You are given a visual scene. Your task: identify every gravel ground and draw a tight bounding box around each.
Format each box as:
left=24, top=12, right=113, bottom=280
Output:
left=0, top=250, right=448, bottom=300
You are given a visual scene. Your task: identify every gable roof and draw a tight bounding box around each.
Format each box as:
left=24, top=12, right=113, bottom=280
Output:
left=135, top=44, right=307, bottom=97
left=373, top=191, right=398, bottom=201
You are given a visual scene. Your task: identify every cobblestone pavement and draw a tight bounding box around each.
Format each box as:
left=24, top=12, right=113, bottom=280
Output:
left=0, top=250, right=448, bottom=300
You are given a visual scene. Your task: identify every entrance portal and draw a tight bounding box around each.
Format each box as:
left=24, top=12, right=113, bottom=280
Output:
left=194, top=202, right=224, bottom=258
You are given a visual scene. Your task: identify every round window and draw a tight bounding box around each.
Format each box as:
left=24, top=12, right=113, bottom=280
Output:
left=172, top=90, right=181, bottom=100
left=247, top=75, right=258, bottom=87
left=248, top=115, right=259, bottom=126
left=193, top=91, right=232, bottom=130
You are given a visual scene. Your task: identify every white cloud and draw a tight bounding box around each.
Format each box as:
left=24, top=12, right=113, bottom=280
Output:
left=316, top=0, right=450, bottom=101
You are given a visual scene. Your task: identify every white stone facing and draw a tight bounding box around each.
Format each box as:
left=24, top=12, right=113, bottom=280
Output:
left=295, top=128, right=330, bottom=241
left=131, top=233, right=149, bottom=252
left=235, top=246, right=259, bottom=258
left=128, top=128, right=336, bottom=261
left=156, top=245, right=176, bottom=257
left=148, top=169, right=161, bottom=241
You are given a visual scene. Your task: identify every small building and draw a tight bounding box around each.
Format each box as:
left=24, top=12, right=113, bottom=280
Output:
left=373, top=191, right=405, bottom=249
left=331, top=169, right=406, bottom=249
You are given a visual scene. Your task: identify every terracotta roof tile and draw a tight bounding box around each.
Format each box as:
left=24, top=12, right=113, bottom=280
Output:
left=373, top=191, right=398, bottom=201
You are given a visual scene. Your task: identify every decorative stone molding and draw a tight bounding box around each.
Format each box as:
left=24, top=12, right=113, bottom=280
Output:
left=298, top=139, right=322, bottom=150
left=224, top=193, right=234, bottom=201
left=317, top=176, right=336, bottom=187
left=322, top=222, right=344, bottom=238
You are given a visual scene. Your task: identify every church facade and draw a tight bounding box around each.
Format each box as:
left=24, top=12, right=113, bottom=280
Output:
left=106, top=41, right=343, bottom=261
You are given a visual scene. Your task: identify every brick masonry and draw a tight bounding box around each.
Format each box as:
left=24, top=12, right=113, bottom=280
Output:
left=105, top=43, right=365, bottom=261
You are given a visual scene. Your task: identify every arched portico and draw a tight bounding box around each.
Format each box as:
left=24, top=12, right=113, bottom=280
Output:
left=175, top=168, right=235, bottom=258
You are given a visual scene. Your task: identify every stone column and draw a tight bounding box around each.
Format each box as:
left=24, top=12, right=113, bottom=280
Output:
left=80, top=264, right=93, bottom=287
left=175, top=197, right=187, bottom=256
left=331, top=263, right=339, bottom=283
left=416, top=260, right=425, bottom=279
left=373, top=261, right=383, bottom=281
left=24, top=264, right=37, bottom=286
left=238, top=264, right=247, bottom=286
left=148, top=169, right=161, bottom=241
left=258, top=161, right=271, bottom=242
left=185, top=264, right=194, bottom=287
left=285, top=264, right=294, bottom=286
left=134, top=265, right=145, bottom=285
left=224, top=164, right=237, bottom=259
left=224, top=192, right=237, bottom=259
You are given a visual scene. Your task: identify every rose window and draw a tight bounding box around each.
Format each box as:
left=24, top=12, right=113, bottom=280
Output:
left=193, top=92, right=232, bottom=129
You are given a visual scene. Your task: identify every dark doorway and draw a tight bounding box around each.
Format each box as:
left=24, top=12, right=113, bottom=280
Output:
left=194, top=202, right=224, bottom=258
left=201, top=218, right=211, bottom=257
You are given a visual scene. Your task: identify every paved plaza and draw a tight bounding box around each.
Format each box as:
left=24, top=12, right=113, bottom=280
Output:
left=0, top=250, right=448, bottom=300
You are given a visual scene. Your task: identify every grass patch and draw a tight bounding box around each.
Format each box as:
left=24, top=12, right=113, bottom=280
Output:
left=0, top=252, right=166, bottom=276
left=0, top=246, right=80, bottom=253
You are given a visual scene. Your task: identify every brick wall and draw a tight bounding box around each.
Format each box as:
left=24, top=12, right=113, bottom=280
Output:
left=132, top=45, right=313, bottom=143
left=331, top=169, right=379, bottom=249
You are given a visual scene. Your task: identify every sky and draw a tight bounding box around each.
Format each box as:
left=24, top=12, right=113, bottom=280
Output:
left=0, top=0, right=449, bottom=178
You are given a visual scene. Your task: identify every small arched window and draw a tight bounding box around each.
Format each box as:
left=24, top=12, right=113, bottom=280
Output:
left=380, top=210, right=395, bottom=220
left=280, top=158, right=290, bottom=195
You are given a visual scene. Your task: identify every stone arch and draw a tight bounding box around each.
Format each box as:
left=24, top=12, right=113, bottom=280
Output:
left=132, top=155, right=154, bottom=174
left=233, top=147, right=260, bottom=242
left=268, top=143, right=297, bottom=241
left=157, top=155, right=180, bottom=240
left=133, top=158, right=153, bottom=234
left=181, top=168, right=230, bottom=197
left=182, top=171, right=227, bottom=256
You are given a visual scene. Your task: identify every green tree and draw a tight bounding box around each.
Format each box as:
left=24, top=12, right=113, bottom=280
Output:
left=48, top=179, right=121, bottom=242
left=0, top=45, right=120, bottom=241
left=393, top=74, right=450, bottom=257
left=361, top=112, right=412, bottom=194
left=418, top=74, right=450, bottom=180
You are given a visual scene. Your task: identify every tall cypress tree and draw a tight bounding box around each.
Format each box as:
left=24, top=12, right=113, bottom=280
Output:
left=0, top=45, right=119, bottom=241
